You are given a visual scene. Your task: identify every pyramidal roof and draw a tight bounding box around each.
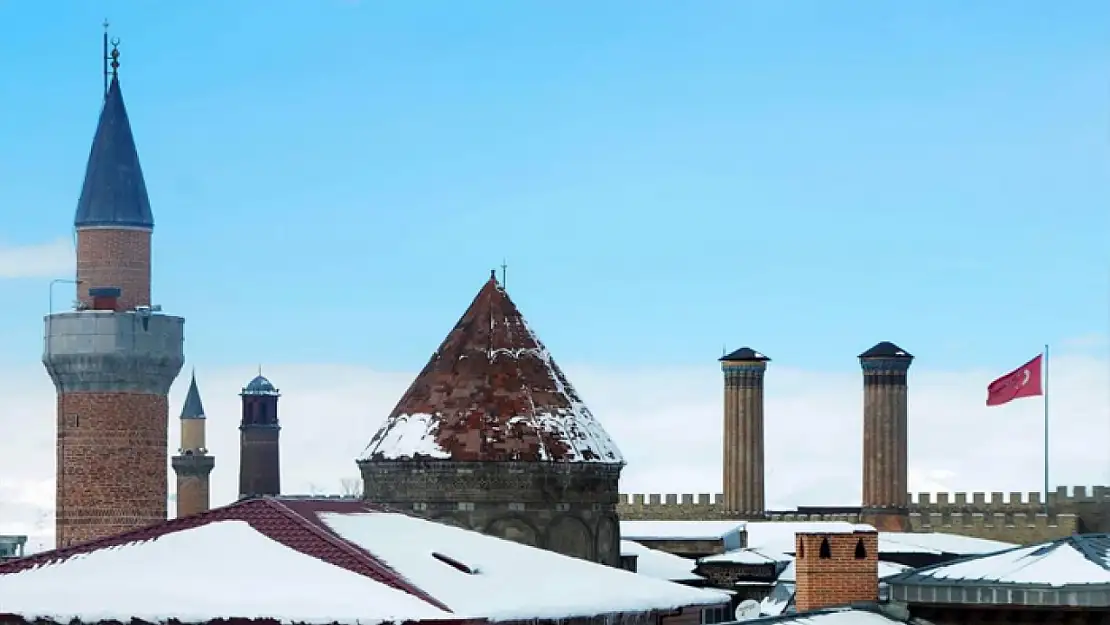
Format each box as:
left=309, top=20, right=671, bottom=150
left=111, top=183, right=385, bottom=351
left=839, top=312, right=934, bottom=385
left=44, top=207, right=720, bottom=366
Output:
left=74, top=73, right=154, bottom=229
left=360, top=271, right=624, bottom=464
left=179, top=373, right=205, bottom=419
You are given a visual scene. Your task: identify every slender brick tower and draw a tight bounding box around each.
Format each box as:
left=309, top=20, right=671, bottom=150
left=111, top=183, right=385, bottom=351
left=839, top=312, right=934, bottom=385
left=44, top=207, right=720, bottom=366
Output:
left=238, top=374, right=281, bottom=498
left=720, top=347, right=769, bottom=517
left=859, top=341, right=913, bottom=531
left=44, top=42, right=185, bottom=547
left=171, top=372, right=214, bottom=517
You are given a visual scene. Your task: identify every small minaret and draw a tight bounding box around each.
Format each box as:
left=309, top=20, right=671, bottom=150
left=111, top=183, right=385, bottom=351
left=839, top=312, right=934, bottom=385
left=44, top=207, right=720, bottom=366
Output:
left=720, top=347, right=770, bottom=517
left=859, top=341, right=913, bottom=531
left=44, top=36, right=185, bottom=547
left=238, top=374, right=281, bottom=498
left=171, top=372, right=214, bottom=517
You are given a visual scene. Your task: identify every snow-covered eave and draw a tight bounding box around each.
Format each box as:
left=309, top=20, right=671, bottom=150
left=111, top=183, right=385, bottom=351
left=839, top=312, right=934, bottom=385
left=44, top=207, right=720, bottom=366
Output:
left=357, top=454, right=627, bottom=468
left=888, top=579, right=1110, bottom=607
left=0, top=615, right=477, bottom=625
left=482, top=595, right=729, bottom=622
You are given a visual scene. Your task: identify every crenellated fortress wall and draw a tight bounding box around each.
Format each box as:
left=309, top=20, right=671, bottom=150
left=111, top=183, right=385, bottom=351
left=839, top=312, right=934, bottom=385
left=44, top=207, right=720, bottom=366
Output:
left=616, top=485, right=1108, bottom=544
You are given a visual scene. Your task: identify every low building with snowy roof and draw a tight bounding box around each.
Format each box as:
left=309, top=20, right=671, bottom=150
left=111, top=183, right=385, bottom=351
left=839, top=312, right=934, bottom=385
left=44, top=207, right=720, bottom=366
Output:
left=620, top=539, right=705, bottom=585
left=358, top=271, right=625, bottom=565
left=0, top=497, right=729, bottom=625
left=620, top=520, right=748, bottom=557
left=885, top=533, right=1110, bottom=623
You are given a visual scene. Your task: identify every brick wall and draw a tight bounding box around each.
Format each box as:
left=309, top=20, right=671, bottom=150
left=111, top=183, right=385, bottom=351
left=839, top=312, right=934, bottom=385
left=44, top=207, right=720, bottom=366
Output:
left=76, top=228, right=152, bottom=310
left=794, top=530, right=878, bottom=613
left=56, top=392, right=168, bottom=547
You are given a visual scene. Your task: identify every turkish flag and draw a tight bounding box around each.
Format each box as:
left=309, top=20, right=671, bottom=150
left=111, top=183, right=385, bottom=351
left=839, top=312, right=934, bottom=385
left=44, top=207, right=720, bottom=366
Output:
left=986, top=354, right=1044, bottom=407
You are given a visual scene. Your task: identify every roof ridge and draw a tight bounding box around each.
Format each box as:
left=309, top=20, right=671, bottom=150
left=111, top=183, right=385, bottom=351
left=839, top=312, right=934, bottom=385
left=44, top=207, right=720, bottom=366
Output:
left=0, top=498, right=252, bottom=573
left=259, top=498, right=452, bottom=612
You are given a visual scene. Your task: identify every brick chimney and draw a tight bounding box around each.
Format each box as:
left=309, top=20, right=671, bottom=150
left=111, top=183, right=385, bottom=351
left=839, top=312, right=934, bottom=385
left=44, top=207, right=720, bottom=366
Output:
left=794, top=529, right=878, bottom=613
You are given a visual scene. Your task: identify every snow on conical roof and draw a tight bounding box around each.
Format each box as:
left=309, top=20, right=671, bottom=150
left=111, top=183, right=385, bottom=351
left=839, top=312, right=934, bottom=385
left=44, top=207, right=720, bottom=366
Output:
left=360, top=271, right=624, bottom=464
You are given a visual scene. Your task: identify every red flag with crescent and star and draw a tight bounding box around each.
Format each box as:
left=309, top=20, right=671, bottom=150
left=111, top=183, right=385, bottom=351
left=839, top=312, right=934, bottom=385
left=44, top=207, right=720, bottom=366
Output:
left=986, top=354, right=1044, bottom=407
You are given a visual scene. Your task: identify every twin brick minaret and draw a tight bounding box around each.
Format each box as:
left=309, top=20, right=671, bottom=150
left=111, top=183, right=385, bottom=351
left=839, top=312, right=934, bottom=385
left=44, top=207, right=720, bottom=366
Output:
left=720, top=347, right=769, bottom=517
left=238, top=375, right=282, bottom=498
left=859, top=341, right=913, bottom=530
left=171, top=373, right=215, bottom=517
left=44, top=50, right=185, bottom=547
left=719, top=341, right=911, bottom=523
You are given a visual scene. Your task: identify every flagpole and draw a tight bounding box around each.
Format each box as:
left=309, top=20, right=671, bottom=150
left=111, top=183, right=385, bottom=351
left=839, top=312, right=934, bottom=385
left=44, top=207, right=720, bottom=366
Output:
left=1044, top=344, right=1050, bottom=515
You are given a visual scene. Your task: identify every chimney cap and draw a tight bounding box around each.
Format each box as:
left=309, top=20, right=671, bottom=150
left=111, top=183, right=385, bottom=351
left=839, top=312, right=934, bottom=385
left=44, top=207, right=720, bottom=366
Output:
left=859, top=341, right=912, bottom=360
left=720, top=346, right=770, bottom=363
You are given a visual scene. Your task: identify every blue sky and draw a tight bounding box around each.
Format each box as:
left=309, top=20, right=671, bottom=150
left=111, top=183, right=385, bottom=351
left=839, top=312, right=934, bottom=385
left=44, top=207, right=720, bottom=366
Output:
left=1, top=0, right=1108, bottom=374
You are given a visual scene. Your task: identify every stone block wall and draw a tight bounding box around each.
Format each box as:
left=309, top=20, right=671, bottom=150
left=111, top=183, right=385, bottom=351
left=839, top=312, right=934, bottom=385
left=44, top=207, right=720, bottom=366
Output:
left=361, top=460, right=623, bottom=565
left=617, top=490, right=1087, bottom=544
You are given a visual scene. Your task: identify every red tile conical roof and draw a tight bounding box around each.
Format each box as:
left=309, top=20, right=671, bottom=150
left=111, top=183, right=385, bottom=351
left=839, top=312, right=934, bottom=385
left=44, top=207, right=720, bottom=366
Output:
left=360, top=271, right=623, bottom=464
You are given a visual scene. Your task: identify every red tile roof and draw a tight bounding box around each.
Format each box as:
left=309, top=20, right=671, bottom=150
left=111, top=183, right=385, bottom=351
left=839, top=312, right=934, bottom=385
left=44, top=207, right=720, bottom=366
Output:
left=360, top=271, right=623, bottom=463
left=0, top=497, right=449, bottom=612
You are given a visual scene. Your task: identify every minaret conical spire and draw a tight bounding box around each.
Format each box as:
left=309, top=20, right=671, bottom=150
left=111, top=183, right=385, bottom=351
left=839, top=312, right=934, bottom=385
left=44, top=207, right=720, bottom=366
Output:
left=180, top=371, right=206, bottom=419
left=75, top=38, right=154, bottom=230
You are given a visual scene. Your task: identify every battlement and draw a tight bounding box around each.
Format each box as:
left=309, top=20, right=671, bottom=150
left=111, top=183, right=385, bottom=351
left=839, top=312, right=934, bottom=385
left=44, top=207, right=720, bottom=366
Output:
left=908, top=486, right=1110, bottom=512
left=617, top=493, right=1083, bottom=543
left=619, top=486, right=1110, bottom=516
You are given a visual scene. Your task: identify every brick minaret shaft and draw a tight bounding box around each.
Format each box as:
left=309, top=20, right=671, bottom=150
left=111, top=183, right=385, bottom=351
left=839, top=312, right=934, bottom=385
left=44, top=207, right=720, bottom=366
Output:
left=45, top=44, right=185, bottom=548
left=720, top=347, right=770, bottom=517
left=859, top=341, right=913, bottom=532
left=171, top=373, right=215, bottom=517
left=238, top=374, right=282, bottom=498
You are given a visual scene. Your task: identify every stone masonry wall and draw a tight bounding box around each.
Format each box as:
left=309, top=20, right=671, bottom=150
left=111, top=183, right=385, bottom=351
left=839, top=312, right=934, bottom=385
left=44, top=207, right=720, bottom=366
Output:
left=361, top=460, right=623, bottom=565
left=56, top=392, right=168, bottom=547
left=617, top=491, right=1082, bottom=544
left=172, top=454, right=215, bottom=518
left=76, top=229, right=152, bottom=311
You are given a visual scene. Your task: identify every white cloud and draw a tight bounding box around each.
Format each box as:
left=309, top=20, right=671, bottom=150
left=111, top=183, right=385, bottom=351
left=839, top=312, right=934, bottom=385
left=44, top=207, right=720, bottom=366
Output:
left=2, top=344, right=1108, bottom=550
left=0, top=239, right=74, bottom=279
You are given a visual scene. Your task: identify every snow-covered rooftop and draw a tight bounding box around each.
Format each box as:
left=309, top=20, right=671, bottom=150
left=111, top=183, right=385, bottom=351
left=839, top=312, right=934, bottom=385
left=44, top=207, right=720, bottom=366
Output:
left=745, top=521, right=874, bottom=554
left=0, top=520, right=455, bottom=625
left=359, top=272, right=623, bottom=464
left=699, top=547, right=793, bottom=566
left=755, top=606, right=910, bottom=625
left=877, top=532, right=1015, bottom=556
left=0, top=498, right=727, bottom=624
left=620, top=540, right=702, bottom=582
left=323, top=512, right=726, bottom=621
left=620, top=520, right=747, bottom=541
left=886, top=534, right=1110, bottom=607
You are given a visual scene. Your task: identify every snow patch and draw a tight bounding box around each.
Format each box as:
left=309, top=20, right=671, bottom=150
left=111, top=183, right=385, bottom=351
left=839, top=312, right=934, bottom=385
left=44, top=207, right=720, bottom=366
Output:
left=0, top=520, right=456, bottom=624
left=620, top=540, right=702, bottom=582
left=322, top=512, right=727, bottom=621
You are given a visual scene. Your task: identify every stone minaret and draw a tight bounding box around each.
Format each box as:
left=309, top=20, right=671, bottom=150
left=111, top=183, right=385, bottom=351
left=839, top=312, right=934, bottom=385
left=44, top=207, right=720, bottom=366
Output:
left=238, top=374, right=281, bottom=498
left=44, top=43, right=185, bottom=547
left=859, top=341, right=913, bottom=531
left=171, top=372, right=214, bottom=517
left=720, top=347, right=770, bottom=517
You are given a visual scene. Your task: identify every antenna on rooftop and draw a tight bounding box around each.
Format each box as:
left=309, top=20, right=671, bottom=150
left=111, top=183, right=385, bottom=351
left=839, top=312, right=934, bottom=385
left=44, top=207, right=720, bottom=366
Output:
left=500, top=259, right=508, bottom=288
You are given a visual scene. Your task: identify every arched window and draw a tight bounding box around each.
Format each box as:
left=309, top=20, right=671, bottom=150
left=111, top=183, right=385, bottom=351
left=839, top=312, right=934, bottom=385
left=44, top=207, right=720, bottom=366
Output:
left=854, top=538, right=867, bottom=559
left=819, top=537, right=832, bottom=559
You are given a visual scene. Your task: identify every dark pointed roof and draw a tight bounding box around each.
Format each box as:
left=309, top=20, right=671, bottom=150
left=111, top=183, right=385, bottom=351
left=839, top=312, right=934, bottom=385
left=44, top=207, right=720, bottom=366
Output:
left=360, top=271, right=624, bottom=464
left=720, top=347, right=770, bottom=363
left=180, top=373, right=206, bottom=419
left=74, top=74, right=154, bottom=229
left=859, top=341, right=913, bottom=360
